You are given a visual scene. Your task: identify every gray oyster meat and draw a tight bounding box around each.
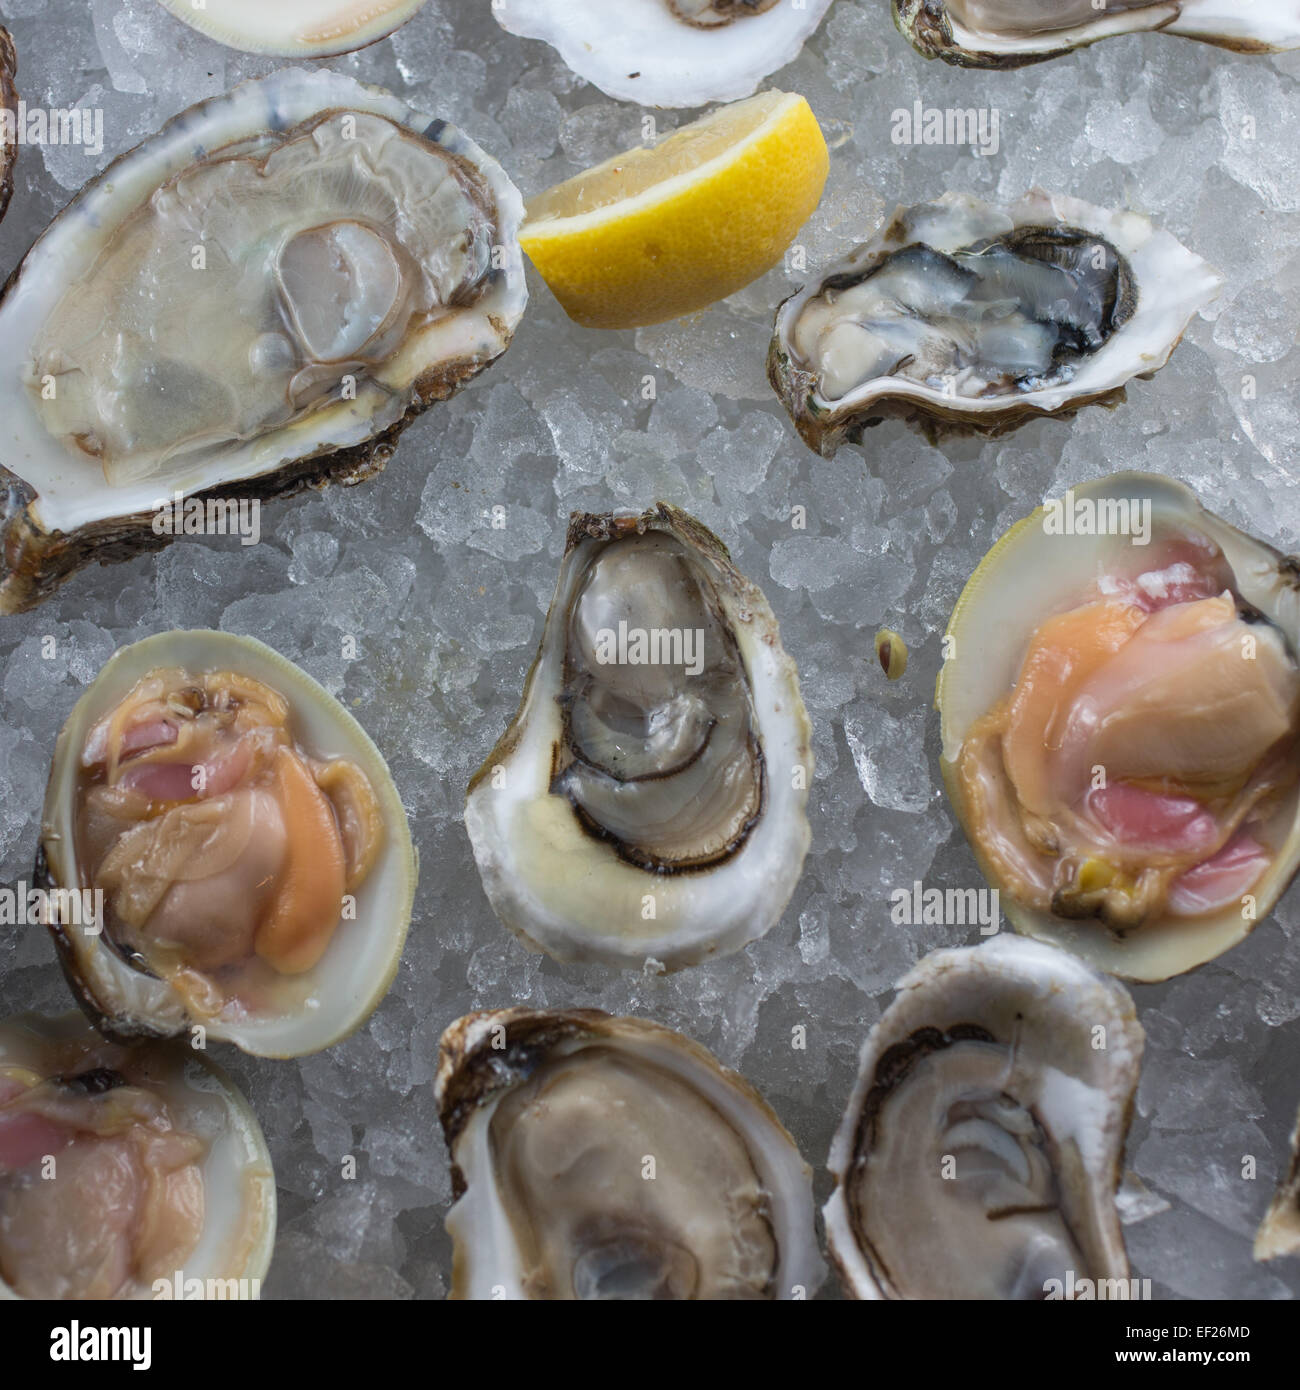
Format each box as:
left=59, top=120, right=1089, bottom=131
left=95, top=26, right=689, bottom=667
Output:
left=769, top=191, right=1222, bottom=453
left=0, top=67, right=526, bottom=614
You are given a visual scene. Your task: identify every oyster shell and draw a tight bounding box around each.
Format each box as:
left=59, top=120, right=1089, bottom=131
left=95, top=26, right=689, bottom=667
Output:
left=1255, top=1102, right=1300, bottom=1262
left=0, top=1011, right=274, bottom=1300
left=937, top=473, right=1300, bottom=983
left=825, top=936, right=1143, bottom=1300
left=492, top=0, right=833, bottom=107
left=37, top=630, right=416, bottom=1058
left=154, top=0, right=432, bottom=57
left=769, top=191, right=1222, bottom=454
left=435, top=1008, right=825, bottom=1300
left=464, top=504, right=812, bottom=970
left=0, top=27, right=15, bottom=227
left=0, top=68, right=526, bottom=613
left=895, top=1, right=1300, bottom=68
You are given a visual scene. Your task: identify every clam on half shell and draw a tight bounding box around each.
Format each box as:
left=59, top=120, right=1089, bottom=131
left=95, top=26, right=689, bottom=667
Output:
left=894, top=1, right=1300, bottom=69
left=464, top=504, right=812, bottom=971
left=937, top=473, right=1300, bottom=983
left=0, top=1011, right=275, bottom=1300
left=825, top=936, right=1143, bottom=1300
left=154, top=0, right=432, bottom=57
left=769, top=191, right=1222, bottom=454
left=0, top=67, right=526, bottom=614
left=37, top=630, right=416, bottom=1059
left=435, top=1008, right=825, bottom=1300
left=0, top=27, right=15, bottom=228
left=492, top=0, right=833, bottom=108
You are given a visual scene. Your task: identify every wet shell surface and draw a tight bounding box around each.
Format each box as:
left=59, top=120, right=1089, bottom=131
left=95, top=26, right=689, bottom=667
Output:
left=0, top=67, right=526, bottom=613
left=464, top=504, right=812, bottom=971
left=0, top=1011, right=275, bottom=1300
left=769, top=190, right=1222, bottom=454
left=0, top=27, right=15, bottom=227
left=154, top=0, right=433, bottom=57
left=491, top=0, right=834, bottom=107
left=435, top=1008, right=825, bottom=1300
left=37, top=630, right=416, bottom=1059
left=894, top=0, right=1300, bottom=69
left=825, top=936, right=1143, bottom=1300
left=937, top=473, right=1300, bottom=982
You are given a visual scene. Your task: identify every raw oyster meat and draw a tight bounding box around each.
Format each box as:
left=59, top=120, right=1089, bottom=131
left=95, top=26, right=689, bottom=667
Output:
left=0, top=1011, right=274, bottom=1300
left=465, top=505, right=812, bottom=970
left=436, top=1008, right=825, bottom=1300
left=492, top=0, right=833, bottom=107
left=154, top=0, right=432, bottom=57
left=825, top=936, right=1143, bottom=1300
left=38, top=630, right=416, bottom=1058
left=937, top=473, right=1300, bottom=982
left=895, top=1, right=1300, bottom=67
left=0, top=67, right=526, bottom=613
left=769, top=191, right=1222, bottom=454
left=1255, top=1102, right=1300, bottom=1262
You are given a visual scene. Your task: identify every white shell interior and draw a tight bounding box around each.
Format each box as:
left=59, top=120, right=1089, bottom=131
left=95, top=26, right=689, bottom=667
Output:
left=0, top=68, right=526, bottom=540
left=777, top=190, right=1224, bottom=426
left=936, top=472, right=1300, bottom=981
left=43, top=630, right=416, bottom=1058
left=493, top=0, right=833, bottom=107
left=154, top=0, right=431, bottom=57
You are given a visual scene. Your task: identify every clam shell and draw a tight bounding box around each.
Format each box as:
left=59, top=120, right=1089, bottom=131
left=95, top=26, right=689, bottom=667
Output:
left=38, top=630, right=416, bottom=1058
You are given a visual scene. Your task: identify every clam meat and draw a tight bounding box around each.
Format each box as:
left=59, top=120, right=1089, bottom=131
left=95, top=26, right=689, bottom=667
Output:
left=38, top=630, right=416, bottom=1058
left=0, top=1011, right=274, bottom=1300
left=938, top=473, right=1300, bottom=982
left=436, top=1008, right=825, bottom=1300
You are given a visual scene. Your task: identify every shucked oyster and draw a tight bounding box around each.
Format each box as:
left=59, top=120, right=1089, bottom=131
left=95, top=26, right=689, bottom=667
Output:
left=0, top=68, right=526, bottom=613
left=769, top=191, right=1222, bottom=454
left=938, top=474, right=1300, bottom=982
left=154, top=0, right=432, bottom=57
left=895, top=1, right=1300, bottom=68
left=0, top=1011, right=274, bottom=1300
left=436, top=1008, right=824, bottom=1300
left=465, top=505, right=812, bottom=970
left=38, top=630, right=416, bottom=1058
left=492, top=0, right=833, bottom=107
left=825, top=936, right=1143, bottom=1300
left=1255, top=1101, right=1300, bottom=1263
left=0, top=28, right=15, bottom=228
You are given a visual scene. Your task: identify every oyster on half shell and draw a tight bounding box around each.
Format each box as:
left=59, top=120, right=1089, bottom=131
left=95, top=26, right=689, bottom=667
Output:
left=0, top=1011, right=275, bottom=1300
left=465, top=505, right=812, bottom=971
left=0, top=68, right=526, bottom=614
left=154, top=0, right=432, bottom=57
left=492, top=0, right=833, bottom=107
left=825, top=936, right=1143, bottom=1300
left=895, top=1, right=1300, bottom=68
left=769, top=191, right=1222, bottom=454
left=37, top=630, right=416, bottom=1059
left=436, top=1008, right=825, bottom=1300
left=938, top=474, right=1300, bottom=983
